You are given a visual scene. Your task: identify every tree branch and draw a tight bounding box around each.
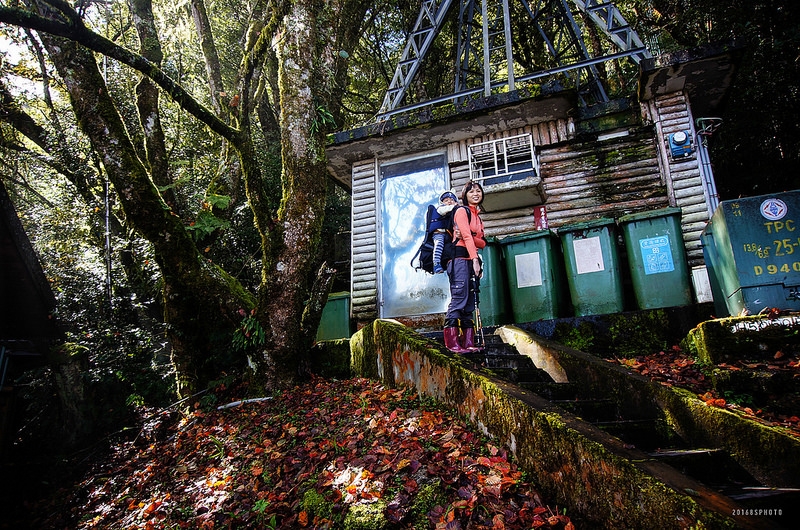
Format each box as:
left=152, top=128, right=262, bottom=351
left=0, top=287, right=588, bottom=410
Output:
left=0, top=79, right=125, bottom=237
left=190, top=0, right=226, bottom=116
left=0, top=4, right=241, bottom=143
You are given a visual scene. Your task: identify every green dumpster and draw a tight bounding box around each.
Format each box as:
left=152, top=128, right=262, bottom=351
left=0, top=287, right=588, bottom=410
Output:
left=499, top=230, right=566, bottom=322
left=477, top=238, right=511, bottom=326
left=316, top=292, right=351, bottom=340
left=619, top=207, right=692, bottom=309
left=701, top=190, right=800, bottom=316
left=559, top=218, right=624, bottom=316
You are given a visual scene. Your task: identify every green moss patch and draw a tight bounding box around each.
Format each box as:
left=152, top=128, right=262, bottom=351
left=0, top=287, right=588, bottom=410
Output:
left=683, top=314, right=800, bottom=365
left=309, top=338, right=352, bottom=378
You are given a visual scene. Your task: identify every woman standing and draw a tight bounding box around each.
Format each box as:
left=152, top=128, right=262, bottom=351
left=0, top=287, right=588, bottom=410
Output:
left=443, top=181, right=486, bottom=353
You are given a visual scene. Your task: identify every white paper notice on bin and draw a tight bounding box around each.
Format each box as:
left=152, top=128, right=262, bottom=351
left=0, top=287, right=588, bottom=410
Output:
left=573, top=236, right=604, bottom=274
left=515, top=252, right=543, bottom=288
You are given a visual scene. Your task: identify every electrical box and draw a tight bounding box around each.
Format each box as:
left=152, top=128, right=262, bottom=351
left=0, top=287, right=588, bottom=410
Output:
left=701, top=190, right=800, bottom=316
left=668, top=130, right=694, bottom=158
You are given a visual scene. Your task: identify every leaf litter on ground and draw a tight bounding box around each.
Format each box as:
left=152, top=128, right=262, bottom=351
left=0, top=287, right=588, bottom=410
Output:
left=25, top=376, right=575, bottom=529
left=609, top=345, right=800, bottom=438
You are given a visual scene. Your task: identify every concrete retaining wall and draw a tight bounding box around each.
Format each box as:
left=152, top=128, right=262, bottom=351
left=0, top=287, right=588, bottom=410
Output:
left=348, top=319, right=747, bottom=529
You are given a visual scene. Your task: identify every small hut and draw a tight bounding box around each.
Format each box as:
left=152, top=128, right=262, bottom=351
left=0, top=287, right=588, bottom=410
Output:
left=325, top=2, right=742, bottom=331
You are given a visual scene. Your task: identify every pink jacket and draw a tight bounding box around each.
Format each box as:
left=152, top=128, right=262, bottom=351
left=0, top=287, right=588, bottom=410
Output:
left=453, top=205, right=485, bottom=259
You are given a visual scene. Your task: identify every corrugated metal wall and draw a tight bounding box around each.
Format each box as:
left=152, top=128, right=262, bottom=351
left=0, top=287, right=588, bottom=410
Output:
left=350, top=161, right=378, bottom=322
left=643, top=92, right=712, bottom=266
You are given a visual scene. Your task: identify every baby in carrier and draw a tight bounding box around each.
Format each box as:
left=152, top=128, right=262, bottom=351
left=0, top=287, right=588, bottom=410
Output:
left=430, top=191, right=459, bottom=274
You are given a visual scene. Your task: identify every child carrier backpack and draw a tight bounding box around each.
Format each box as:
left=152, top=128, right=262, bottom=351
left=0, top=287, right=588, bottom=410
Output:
left=411, top=204, right=470, bottom=274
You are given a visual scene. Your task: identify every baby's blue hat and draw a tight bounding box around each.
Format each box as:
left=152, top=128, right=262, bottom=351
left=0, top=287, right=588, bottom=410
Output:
left=439, top=191, right=458, bottom=203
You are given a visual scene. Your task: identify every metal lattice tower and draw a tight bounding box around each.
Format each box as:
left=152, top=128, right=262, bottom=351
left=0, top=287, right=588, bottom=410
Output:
left=377, top=0, right=650, bottom=121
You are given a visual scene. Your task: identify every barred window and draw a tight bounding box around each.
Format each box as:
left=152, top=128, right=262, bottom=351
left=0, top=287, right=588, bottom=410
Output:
left=468, top=133, right=538, bottom=186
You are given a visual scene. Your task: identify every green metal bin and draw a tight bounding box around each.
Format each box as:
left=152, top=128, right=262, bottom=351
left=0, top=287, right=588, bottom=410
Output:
left=477, top=238, right=511, bottom=326
left=500, top=230, right=566, bottom=322
left=619, top=207, right=692, bottom=309
left=316, top=292, right=351, bottom=340
left=701, top=190, right=800, bottom=316
left=699, top=228, right=730, bottom=317
left=559, top=218, right=624, bottom=316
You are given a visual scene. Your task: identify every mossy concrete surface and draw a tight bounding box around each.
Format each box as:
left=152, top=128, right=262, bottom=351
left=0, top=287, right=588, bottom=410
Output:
left=309, top=338, right=351, bottom=379
left=519, top=305, right=715, bottom=359
left=710, top=368, right=800, bottom=416
left=522, top=332, right=800, bottom=489
left=683, top=313, right=800, bottom=365
left=348, top=319, right=759, bottom=529
left=495, top=325, right=569, bottom=382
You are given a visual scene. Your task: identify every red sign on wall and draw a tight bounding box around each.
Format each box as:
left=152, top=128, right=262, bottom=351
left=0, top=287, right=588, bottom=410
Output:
left=533, top=205, right=548, bottom=230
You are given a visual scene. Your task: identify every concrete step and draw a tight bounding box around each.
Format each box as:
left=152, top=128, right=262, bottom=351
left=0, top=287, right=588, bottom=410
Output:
left=591, top=417, right=676, bottom=449
left=551, top=397, right=618, bottom=422
left=648, top=448, right=759, bottom=491
left=478, top=365, right=554, bottom=384
left=462, top=351, right=535, bottom=369
left=517, top=381, right=581, bottom=401
left=432, top=324, right=799, bottom=526
left=428, top=333, right=554, bottom=384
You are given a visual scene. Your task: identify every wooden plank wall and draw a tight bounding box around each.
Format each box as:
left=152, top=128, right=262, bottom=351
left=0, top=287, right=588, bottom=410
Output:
left=446, top=120, right=575, bottom=163
left=448, top=121, right=572, bottom=236
left=538, top=134, right=668, bottom=229
left=447, top=122, right=669, bottom=238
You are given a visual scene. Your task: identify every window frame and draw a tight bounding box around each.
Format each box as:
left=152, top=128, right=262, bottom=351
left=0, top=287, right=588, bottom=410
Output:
left=468, top=133, right=539, bottom=186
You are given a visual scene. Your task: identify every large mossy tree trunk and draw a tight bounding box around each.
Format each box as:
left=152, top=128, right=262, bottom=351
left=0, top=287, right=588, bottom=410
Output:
left=229, top=0, right=370, bottom=392
left=37, top=29, right=252, bottom=397
left=5, top=0, right=369, bottom=397
left=246, top=0, right=331, bottom=390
